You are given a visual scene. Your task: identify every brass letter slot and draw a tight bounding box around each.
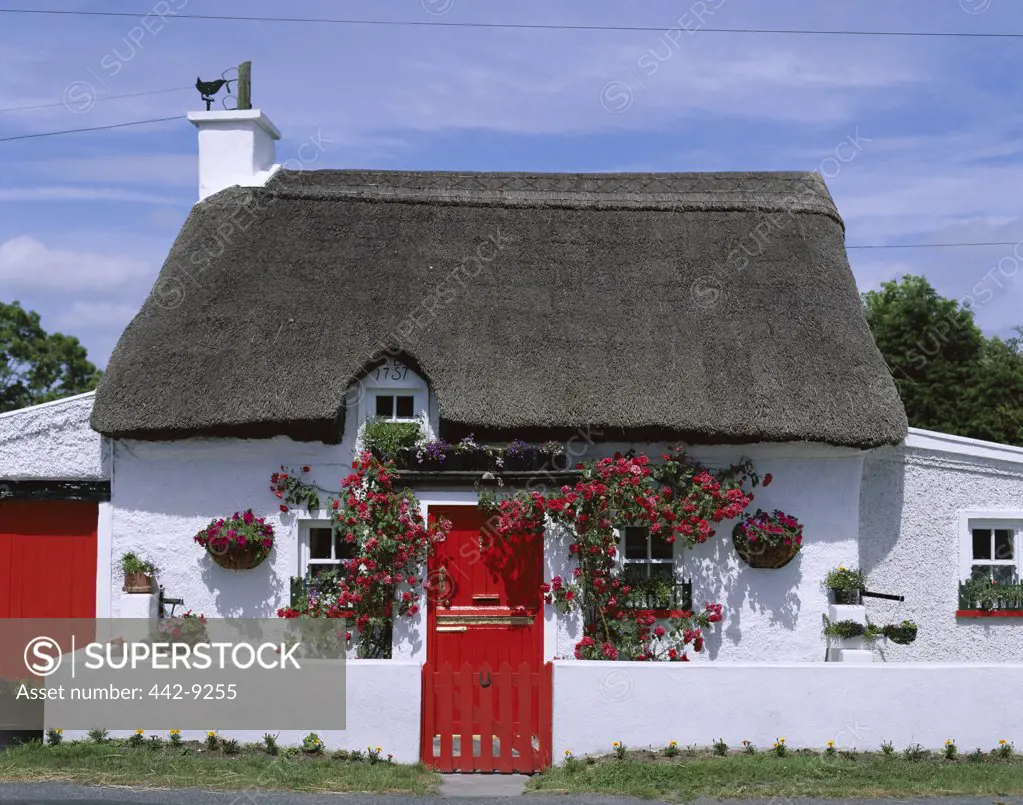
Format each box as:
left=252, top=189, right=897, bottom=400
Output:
left=435, top=626, right=468, bottom=633
left=471, top=594, right=500, bottom=601
left=436, top=615, right=534, bottom=626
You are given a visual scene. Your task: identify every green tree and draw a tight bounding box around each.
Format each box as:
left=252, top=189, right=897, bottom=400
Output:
left=0, top=300, right=101, bottom=413
left=863, top=276, right=1023, bottom=446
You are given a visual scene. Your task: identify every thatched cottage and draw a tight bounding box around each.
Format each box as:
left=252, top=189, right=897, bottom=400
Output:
left=2, top=107, right=1021, bottom=770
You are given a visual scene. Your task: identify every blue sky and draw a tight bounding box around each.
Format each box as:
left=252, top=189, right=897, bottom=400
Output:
left=2, top=0, right=1022, bottom=367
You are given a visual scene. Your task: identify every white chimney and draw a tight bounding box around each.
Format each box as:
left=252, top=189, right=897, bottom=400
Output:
left=187, top=110, right=281, bottom=201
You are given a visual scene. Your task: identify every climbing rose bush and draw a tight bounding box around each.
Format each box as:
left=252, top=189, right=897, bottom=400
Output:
left=274, top=453, right=450, bottom=658
left=482, top=450, right=765, bottom=661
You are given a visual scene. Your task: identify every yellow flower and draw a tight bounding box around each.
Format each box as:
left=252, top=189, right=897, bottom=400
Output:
left=612, top=741, right=620, bottom=748
left=839, top=566, right=846, bottom=571
left=54, top=729, right=63, bottom=735
left=135, top=729, right=144, bottom=735
left=999, top=739, right=1008, bottom=745
left=564, top=749, right=572, bottom=756
left=669, top=740, right=678, bottom=747
left=375, top=746, right=382, bottom=752
left=777, top=738, right=785, bottom=744
left=945, top=739, right=953, bottom=746
left=207, top=731, right=217, bottom=737
left=169, top=730, right=181, bottom=736
left=827, top=741, right=834, bottom=748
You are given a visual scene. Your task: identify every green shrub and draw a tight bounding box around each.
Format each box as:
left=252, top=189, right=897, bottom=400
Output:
left=362, top=419, right=421, bottom=459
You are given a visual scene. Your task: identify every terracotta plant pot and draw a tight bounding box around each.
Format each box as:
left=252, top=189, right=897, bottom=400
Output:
left=732, top=525, right=801, bottom=569
left=207, top=542, right=271, bottom=571
left=122, top=571, right=154, bottom=593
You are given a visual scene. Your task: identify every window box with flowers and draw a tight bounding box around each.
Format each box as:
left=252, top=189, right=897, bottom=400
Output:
left=956, top=515, right=1023, bottom=618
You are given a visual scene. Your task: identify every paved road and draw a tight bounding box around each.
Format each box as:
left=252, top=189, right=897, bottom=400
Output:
left=1, top=785, right=1022, bottom=804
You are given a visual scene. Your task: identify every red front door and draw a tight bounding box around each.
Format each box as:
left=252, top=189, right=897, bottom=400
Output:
left=422, top=505, right=550, bottom=772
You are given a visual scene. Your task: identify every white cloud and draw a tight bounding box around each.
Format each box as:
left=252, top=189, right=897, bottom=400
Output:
left=0, top=186, right=189, bottom=205
left=56, top=300, right=140, bottom=331
left=0, top=235, right=153, bottom=291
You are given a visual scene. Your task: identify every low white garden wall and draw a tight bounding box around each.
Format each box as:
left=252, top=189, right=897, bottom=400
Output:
left=554, top=661, right=1023, bottom=758
left=63, top=659, right=421, bottom=763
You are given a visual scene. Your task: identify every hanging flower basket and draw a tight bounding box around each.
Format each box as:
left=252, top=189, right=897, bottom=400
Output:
left=732, top=509, right=804, bottom=569
left=194, top=510, right=274, bottom=571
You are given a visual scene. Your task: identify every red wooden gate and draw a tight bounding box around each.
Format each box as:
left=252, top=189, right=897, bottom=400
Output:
left=422, top=660, right=552, bottom=773
left=423, top=506, right=550, bottom=772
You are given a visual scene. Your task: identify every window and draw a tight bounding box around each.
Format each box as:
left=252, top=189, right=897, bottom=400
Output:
left=969, top=525, right=1019, bottom=584
left=621, top=526, right=674, bottom=581
left=374, top=393, right=415, bottom=420
left=301, top=525, right=357, bottom=579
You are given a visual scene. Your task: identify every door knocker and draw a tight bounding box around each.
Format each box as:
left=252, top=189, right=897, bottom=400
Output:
left=479, top=671, right=492, bottom=688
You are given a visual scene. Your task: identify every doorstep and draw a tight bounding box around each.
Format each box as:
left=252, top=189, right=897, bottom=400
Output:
left=438, top=773, right=530, bottom=797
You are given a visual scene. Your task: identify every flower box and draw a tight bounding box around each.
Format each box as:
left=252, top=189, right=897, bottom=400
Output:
left=122, top=571, right=154, bottom=594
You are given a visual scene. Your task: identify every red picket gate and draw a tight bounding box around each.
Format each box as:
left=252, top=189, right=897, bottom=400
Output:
left=421, top=660, right=552, bottom=773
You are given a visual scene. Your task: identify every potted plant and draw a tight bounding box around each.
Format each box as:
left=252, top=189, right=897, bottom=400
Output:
left=825, top=566, right=865, bottom=605
left=882, top=620, right=918, bottom=645
left=193, top=510, right=275, bottom=570
left=361, top=418, right=422, bottom=468
left=732, top=509, right=804, bottom=568
left=154, top=611, right=209, bottom=647
left=415, top=438, right=454, bottom=469
left=121, top=552, right=157, bottom=593
left=539, top=440, right=569, bottom=470
left=448, top=435, right=482, bottom=471
left=504, top=439, right=539, bottom=471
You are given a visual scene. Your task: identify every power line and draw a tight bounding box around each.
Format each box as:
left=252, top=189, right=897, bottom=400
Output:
left=0, top=7, right=1021, bottom=39
left=0, top=115, right=184, bottom=142
left=847, top=241, right=1023, bottom=249
left=0, top=86, right=190, bottom=114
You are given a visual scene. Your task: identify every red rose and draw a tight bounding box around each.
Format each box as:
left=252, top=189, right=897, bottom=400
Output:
left=302, top=465, right=310, bottom=473
left=280, top=504, right=289, bottom=513
left=763, top=473, right=773, bottom=487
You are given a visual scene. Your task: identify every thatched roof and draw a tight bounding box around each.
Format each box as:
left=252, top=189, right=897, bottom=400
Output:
left=91, top=169, right=907, bottom=447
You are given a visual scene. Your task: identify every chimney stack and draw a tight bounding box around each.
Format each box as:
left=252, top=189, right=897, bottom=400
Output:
left=187, top=109, right=281, bottom=201
left=187, top=62, right=279, bottom=201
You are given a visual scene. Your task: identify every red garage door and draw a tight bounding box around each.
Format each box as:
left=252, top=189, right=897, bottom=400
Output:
left=0, top=500, right=98, bottom=619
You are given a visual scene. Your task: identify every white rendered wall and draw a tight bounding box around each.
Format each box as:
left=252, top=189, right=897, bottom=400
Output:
left=542, top=441, right=865, bottom=663
left=859, top=431, right=1023, bottom=662
left=0, top=392, right=106, bottom=480
left=109, top=430, right=861, bottom=667
left=553, top=661, right=1023, bottom=757
left=63, top=659, right=421, bottom=762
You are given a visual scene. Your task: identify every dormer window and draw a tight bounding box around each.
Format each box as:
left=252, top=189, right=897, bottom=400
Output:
left=375, top=393, right=416, bottom=421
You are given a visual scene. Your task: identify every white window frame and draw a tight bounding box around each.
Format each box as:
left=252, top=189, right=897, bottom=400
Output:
left=957, top=511, right=1023, bottom=584
left=297, top=520, right=353, bottom=580
left=619, top=525, right=675, bottom=581
left=357, top=359, right=428, bottom=427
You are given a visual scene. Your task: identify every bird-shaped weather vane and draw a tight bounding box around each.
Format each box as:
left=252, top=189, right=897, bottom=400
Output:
left=195, top=61, right=252, bottom=111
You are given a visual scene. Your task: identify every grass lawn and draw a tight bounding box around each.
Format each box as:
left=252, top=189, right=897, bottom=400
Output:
left=0, top=739, right=438, bottom=795
left=529, top=749, right=1023, bottom=801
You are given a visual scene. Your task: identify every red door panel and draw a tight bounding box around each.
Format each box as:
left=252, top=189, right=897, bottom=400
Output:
left=423, top=505, right=550, bottom=773
left=0, top=500, right=98, bottom=619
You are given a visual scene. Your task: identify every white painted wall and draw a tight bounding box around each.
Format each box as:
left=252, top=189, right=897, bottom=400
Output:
left=63, top=659, right=421, bottom=762
left=553, top=660, right=1023, bottom=757
left=542, top=442, right=866, bottom=663
left=109, top=430, right=862, bottom=668
left=859, top=430, right=1023, bottom=662
left=0, top=392, right=107, bottom=480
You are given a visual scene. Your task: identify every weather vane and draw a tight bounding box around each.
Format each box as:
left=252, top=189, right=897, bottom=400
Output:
left=195, top=61, right=252, bottom=111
